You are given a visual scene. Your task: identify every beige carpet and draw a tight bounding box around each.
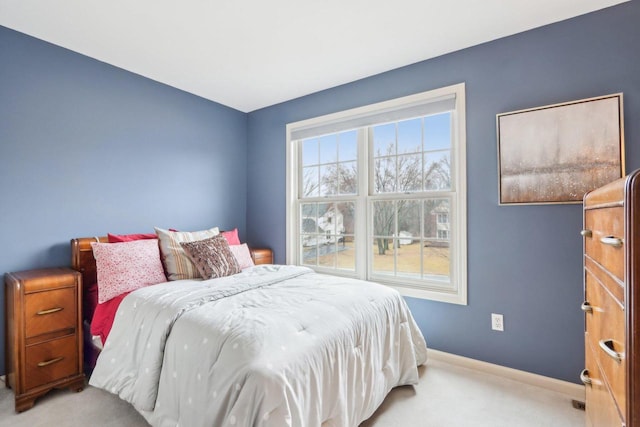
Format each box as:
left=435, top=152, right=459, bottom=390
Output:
left=0, top=359, right=584, bottom=427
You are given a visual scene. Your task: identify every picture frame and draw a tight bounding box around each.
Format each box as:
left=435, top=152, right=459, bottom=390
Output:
left=497, top=93, right=625, bottom=205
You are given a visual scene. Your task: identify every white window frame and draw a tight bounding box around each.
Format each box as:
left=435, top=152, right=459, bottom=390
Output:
left=286, top=83, right=467, bottom=304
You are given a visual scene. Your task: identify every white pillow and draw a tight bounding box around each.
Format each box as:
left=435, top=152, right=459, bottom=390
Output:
left=155, top=226, right=219, bottom=281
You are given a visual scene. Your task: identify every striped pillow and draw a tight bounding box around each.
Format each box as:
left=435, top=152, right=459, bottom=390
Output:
left=155, top=226, right=219, bottom=281
left=180, top=235, right=241, bottom=280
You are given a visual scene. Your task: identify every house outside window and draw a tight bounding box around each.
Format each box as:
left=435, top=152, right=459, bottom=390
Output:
left=286, top=83, right=467, bottom=304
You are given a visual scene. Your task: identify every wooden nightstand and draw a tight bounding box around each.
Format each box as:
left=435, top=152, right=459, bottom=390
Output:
left=5, top=267, right=85, bottom=412
left=250, top=248, right=273, bottom=265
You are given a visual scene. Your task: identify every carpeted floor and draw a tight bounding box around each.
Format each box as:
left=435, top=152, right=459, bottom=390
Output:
left=0, top=358, right=584, bottom=427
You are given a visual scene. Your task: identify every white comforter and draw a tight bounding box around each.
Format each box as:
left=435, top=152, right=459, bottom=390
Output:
left=89, top=265, right=427, bottom=427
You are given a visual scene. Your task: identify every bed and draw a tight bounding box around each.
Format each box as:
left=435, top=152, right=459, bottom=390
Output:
left=71, top=235, right=427, bottom=427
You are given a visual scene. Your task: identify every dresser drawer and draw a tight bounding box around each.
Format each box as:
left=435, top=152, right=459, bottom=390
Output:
left=25, top=287, right=77, bottom=338
left=584, top=206, right=624, bottom=282
left=25, top=334, right=79, bottom=391
left=585, top=272, right=626, bottom=416
left=584, top=337, right=624, bottom=427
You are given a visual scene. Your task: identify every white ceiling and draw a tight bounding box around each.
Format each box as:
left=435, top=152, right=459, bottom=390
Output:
left=0, top=0, right=627, bottom=112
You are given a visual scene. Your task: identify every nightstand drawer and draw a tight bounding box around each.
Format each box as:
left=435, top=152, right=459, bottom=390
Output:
left=25, top=287, right=77, bottom=338
left=25, top=334, right=78, bottom=391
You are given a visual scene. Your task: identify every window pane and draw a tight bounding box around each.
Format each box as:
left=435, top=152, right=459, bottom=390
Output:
left=424, top=112, right=451, bottom=151
left=424, top=151, right=450, bottom=191
left=318, top=244, right=336, bottom=268
left=301, top=202, right=319, bottom=267
left=302, top=138, right=318, bottom=166
left=302, top=166, right=319, bottom=197
left=373, top=123, right=395, bottom=156
left=300, top=203, right=318, bottom=234
left=397, top=154, right=422, bottom=192
left=373, top=157, right=396, bottom=193
left=339, top=130, right=357, bottom=162
left=397, top=200, right=421, bottom=238
left=373, top=200, right=395, bottom=237
left=397, top=118, right=422, bottom=154
left=336, top=201, right=355, bottom=235
left=320, top=165, right=338, bottom=196
left=372, top=237, right=395, bottom=274
left=423, top=245, right=450, bottom=279
left=302, top=243, right=318, bottom=266
left=396, top=238, right=421, bottom=277
left=338, top=161, right=357, bottom=195
left=388, top=200, right=420, bottom=277
left=319, top=134, right=337, bottom=163
left=424, top=199, right=450, bottom=241
left=335, top=201, right=355, bottom=271
left=423, top=198, right=450, bottom=280
left=336, top=235, right=355, bottom=270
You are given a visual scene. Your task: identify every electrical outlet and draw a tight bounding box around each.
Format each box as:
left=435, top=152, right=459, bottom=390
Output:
left=491, top=313, right=504, bottom=331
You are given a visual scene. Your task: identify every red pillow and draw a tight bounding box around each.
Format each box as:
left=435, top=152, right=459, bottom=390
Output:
left=108, top=233, right=157, bottom=243
left=222, top=228, right=241, bottom=245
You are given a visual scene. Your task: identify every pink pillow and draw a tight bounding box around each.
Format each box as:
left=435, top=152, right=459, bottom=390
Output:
left=229, top=244, right=255, bottom=269
left=222, top=228, right=241, bottom=245
left=108, top=233, right=157, bottom=243
left=91, top=239, right=167, bottom=303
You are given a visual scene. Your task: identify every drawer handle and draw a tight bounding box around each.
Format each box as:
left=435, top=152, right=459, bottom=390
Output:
left=598, top=339, right=623, bottom=363
left=37, top=356, right=64, bottom=367
left=36, top=307, right=63, bottom=315
left=580, top=301, right=593, bottom=313
left=579, top=369, right=592, bottom=386
left=600, top=236, right=623, bottom=248
left=580, top=229, right=592, bottom=238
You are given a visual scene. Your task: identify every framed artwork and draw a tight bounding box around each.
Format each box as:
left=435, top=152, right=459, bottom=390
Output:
left=497, top=93, right=624, bottom=205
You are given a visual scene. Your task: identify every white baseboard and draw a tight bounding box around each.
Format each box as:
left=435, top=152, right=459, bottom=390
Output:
left=427, top=349, right=585, bottom=402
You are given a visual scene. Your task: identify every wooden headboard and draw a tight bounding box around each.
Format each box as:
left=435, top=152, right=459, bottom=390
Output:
left=71, top=237, right=108, bottom=324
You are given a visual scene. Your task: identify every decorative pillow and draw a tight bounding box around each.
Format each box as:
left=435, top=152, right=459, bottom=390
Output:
left=180, top=235, right=241, bottom=280
left=229, top=244, right=255, bottom=269
left=91, top=239, right=167, bottom=303
left=221, top=228, right=241, bottom=246
left=108, top=233, right=157, bottom=243
left=155, top=226, right=220, bottom=281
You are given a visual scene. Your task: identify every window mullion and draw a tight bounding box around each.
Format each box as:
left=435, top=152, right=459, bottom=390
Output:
left=356, top=128, right=369, bottom=280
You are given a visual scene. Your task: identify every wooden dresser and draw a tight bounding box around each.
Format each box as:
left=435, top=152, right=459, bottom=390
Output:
left=5, top=267, right=85, bottom=412
left=582, top=171, right=640, bottom=426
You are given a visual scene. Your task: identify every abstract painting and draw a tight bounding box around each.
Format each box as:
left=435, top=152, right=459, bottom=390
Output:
left=497, top=94, right=624, bottom=204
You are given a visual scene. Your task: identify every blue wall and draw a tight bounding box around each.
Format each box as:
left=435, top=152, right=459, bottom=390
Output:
left=246, top=1, right=640, bottom=383
left=0, top=27, right=248, bottom=375
left=1, top=2, right=638, bottom=384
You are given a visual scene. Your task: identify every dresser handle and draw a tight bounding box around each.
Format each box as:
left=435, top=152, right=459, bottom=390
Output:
left=580, top=229, right=592, bottom=238
left=579, top=369, right=592, bottom=386
left=599, top=339, right=623, bottom=363
left=580, top=301, right=593, bottom=313
left=36, top=307, right=63, bottom=315
left=600, top=236, right=623, bottom=248
left=37, top=356, right=64, bottom=367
